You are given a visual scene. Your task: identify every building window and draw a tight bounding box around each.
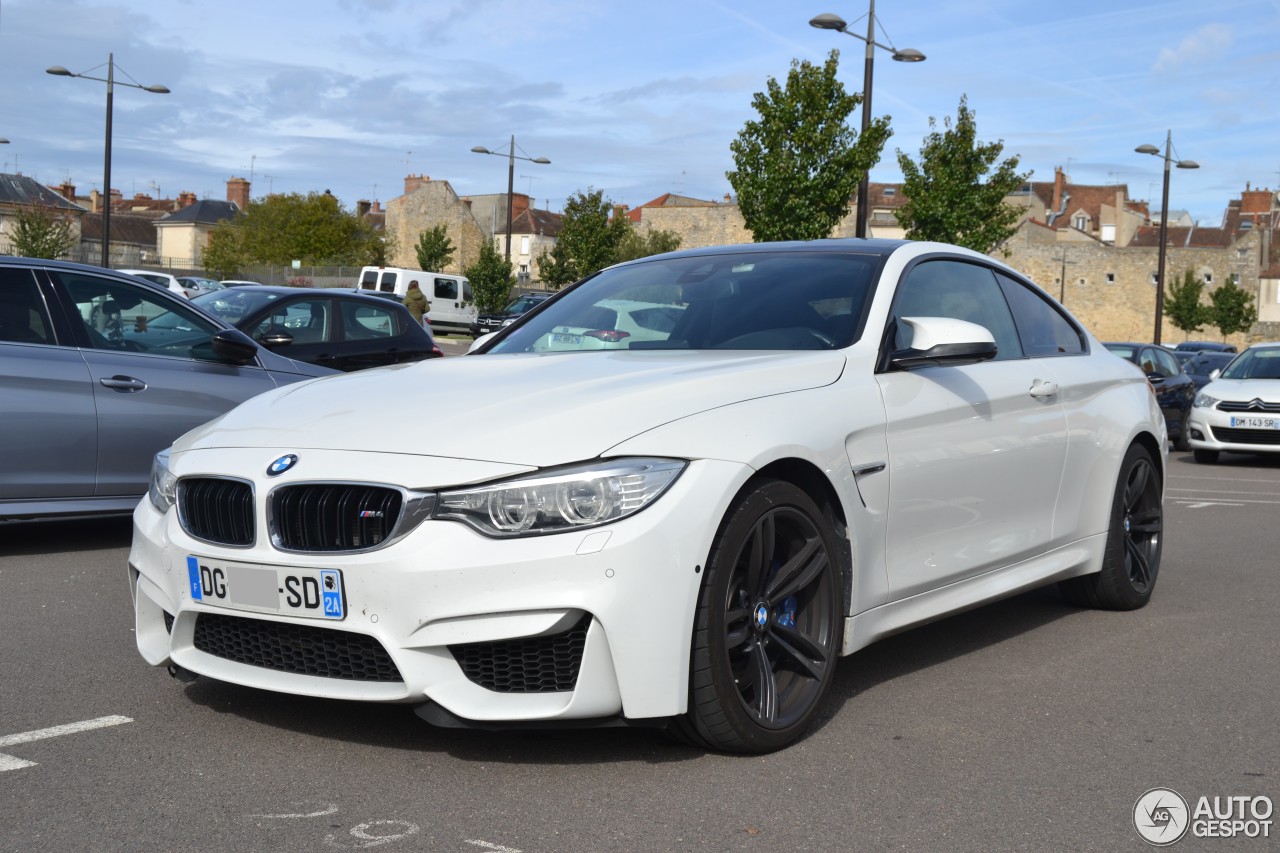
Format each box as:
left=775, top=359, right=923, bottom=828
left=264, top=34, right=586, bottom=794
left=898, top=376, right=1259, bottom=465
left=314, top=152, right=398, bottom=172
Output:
left=1230, top=272, right=1240, bottom=285
left=1238, top=248, right=1249, bottom=260
left=520, top=235, right=530, bottom=255
left=1106, top=272, right=1116, bottom=284
left=1072, top=214, right=1088, bottom=230
left=883, top=187, right=896, bottom=196
left=1150, top=272, right=1159, bottom=285
left=1203, top=272, right=1213, bottom=284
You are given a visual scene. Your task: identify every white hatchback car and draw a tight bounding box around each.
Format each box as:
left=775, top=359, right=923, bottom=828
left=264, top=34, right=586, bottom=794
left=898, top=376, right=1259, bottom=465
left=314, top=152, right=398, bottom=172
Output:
left=118, top=268, right=188, bottom=298
left=1186, top=342, right=1280, bottom=463
left=131, top=239, right=1167, bottom=753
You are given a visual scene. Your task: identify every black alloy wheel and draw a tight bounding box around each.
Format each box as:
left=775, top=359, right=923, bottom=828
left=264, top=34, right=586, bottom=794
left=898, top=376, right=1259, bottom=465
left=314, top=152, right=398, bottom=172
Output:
left=676, top=479, right=843, bottom=753
left=1060, top=443, right=1163, bottom=610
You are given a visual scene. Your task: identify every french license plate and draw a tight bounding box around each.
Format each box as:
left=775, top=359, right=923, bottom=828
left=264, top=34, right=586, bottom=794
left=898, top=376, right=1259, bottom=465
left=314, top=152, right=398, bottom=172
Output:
left=186, top=556, right=345, bottom=620
left=1230, top=416, right=1280, bottom=429
left=552, top=333, right=582, bottom=344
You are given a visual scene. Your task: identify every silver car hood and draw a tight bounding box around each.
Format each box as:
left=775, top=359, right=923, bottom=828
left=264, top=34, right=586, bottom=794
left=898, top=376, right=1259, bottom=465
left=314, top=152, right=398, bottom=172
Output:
left=177, top=350, right=846, bottom=467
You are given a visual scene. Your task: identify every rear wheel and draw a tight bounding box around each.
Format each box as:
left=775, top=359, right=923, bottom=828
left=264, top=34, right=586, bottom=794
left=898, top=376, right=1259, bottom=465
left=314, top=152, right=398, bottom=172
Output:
left=1060, top=444, right=1162, bottom=610
left=674, top=479, right=843, bottom=753
left=1193, top=449, right=1219, bottom=464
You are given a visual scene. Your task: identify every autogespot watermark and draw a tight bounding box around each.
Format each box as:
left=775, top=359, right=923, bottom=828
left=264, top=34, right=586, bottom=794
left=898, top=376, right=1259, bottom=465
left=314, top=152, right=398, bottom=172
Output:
left=1133, top=787, right=1274, bottom=845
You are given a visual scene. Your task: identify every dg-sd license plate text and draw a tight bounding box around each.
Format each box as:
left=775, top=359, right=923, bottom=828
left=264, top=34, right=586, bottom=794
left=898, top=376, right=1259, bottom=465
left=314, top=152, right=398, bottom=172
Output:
left=186, top=556, right=345, bottom=619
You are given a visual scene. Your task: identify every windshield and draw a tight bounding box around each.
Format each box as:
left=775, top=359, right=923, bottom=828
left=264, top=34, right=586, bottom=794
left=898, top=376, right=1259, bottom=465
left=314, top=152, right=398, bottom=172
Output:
left=1185, top=353, right=1234, bottom=376
left=192, top=289, right=283, bottom=324
left=1219, top=348, right=1280, bottom=380
left=488, top=250, right=880, bottom=354
left=504, top=295, right=545, bottom=314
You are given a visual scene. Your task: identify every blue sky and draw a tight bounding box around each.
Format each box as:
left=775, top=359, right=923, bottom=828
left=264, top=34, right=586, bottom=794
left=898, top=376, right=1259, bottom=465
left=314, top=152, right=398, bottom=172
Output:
left=1, top=0, right=1277, bottom=227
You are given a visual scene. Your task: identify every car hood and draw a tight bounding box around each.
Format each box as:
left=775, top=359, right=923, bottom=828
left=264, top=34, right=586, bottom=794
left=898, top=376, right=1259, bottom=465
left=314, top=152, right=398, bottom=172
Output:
left=1200, top=377, right=1280, bottom=402
left=177, top=350, right=846, bottom=466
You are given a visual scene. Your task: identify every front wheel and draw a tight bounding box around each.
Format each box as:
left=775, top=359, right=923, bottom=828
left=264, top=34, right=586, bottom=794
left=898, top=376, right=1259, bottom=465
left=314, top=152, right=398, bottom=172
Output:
left=1059, top=443, right=1163, bottom=610
left=675, top=479, right=843, bottom=753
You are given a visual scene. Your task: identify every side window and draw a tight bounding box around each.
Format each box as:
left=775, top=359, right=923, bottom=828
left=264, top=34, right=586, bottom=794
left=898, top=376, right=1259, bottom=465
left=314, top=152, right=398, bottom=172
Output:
left=462, top=281, right=473, bottom=303
left=341, top=301, right=397, bottom=340
left=435, top=278, right=458, bottom=301
left=891, top=259, right=1022, bottom=360
left=1139, top=348, right=1159, bottom=376
left=1153, top=349, right=1181, bottom=378
left=995, top=272, right=1085, bottom=356
left=378, top=272, right=396, bottom=293
left=55, top=272, right=223, bottom=360
left=0, top=267, right=54, bottom=344
left=254, top=299, right=329, bottom=344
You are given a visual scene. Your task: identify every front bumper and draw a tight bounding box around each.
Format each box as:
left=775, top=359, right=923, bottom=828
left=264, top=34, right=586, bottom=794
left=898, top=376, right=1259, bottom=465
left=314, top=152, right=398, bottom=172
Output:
left=1186, top=409, right=1280, bottom=454
left=129, top=455, right=748, bottom=723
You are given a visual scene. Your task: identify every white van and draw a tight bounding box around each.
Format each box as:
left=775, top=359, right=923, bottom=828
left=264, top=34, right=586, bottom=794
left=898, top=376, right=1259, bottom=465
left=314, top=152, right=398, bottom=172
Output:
left=356, top=266, right=476, bottom=336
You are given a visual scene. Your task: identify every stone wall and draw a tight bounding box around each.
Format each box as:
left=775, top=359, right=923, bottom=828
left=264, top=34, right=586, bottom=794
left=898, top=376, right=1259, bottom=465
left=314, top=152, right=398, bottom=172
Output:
left=633, top=203, right=873, bottom=248
left=1002, top=225, right=1264, bottom=346
left=386, top=180, right=486, bottom=274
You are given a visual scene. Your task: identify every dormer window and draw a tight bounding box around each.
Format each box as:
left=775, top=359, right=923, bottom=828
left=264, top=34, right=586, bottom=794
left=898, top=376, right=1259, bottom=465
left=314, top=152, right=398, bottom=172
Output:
left=1072, top=213, right=1089, bottom=231
left=883, top=187, right=896, bottom=196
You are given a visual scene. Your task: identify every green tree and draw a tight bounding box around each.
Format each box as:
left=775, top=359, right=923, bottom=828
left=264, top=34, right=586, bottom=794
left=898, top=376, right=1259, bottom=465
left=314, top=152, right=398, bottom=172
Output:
left=726, top=50, right=889, bottom=242
left=612, top=227, right=681, bottom=264
left=1164, top=268, right=1209, bottom=336
left=203, top=191, right=383, bottom=269
left=414, top=224, right=455, bottom=272
left=1208, top=279, right=1257, bottom=339
left=7, top=205, right=76, bottom=259
left=895, top=95, right=1031, bottom=254
left=202, top=226, right=248, bottom=279
left=534, top=188, right=629, bottom=285
left=465, top=239, right=515, bottom=313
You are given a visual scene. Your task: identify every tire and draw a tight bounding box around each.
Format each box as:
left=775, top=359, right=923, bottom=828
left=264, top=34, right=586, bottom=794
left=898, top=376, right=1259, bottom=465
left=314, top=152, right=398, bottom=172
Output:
left=1173, top=420, right=1191, bottom=452
left=1059, top=444, right=1163, bottom=610
left=1193, top=449, right=1219, bottom=464
left=673, top=479, right=843, bottom=753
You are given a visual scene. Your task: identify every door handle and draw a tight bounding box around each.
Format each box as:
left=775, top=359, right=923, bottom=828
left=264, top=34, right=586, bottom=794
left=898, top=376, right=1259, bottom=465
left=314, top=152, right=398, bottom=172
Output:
left=100, top=375, right=147, bottom=392
left=1029, top=379, right=1059, bottom=399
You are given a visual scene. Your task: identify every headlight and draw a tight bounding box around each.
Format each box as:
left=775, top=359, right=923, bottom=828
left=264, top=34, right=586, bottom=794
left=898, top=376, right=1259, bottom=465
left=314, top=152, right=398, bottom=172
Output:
left=148, top=448, right=177, bottom=513
left=1193, top=392, right=1219, bottom=409
left=434, top=458, right=686, bottom=537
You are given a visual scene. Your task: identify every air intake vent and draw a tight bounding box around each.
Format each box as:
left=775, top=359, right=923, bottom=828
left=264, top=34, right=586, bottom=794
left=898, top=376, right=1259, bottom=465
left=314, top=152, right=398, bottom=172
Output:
left=193, top=612, right=402, bottom=682
left=271, top=484, right=403, bottom=552
left=450, top=614, right=591, bottom=693
left=178, top=478, right=254, bottom=546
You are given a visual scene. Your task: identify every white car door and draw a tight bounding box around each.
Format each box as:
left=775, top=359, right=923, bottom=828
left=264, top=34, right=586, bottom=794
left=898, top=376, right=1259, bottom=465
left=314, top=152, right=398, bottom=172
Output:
left=876, top=258, right=1069, bottom=598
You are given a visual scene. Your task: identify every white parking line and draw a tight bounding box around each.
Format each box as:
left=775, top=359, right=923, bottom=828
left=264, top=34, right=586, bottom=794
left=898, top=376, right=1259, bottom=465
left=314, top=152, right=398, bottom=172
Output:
left=0, top=715, right=132, bottom=771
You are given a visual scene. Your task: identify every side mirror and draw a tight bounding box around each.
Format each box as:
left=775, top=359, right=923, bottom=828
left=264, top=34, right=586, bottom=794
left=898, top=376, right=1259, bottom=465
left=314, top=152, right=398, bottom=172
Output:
left=467, top=332, right=495, bottom=354
left=260, top=329, right=294, bottom=348
left=204, top=327, right=260, bottom=365
left=889, top=316, right=998, bottom=370
left=1209, top=368, right=1221, bottom=380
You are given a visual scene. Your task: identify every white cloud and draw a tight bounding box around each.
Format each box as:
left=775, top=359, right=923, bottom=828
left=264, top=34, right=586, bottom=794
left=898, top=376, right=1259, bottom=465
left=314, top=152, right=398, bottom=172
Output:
left=1153, top=23, right=1234, bottom=73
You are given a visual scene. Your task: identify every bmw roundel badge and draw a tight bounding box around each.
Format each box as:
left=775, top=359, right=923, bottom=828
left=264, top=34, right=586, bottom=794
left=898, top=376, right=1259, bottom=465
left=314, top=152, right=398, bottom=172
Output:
left=267, top=454, right=299, bottom=476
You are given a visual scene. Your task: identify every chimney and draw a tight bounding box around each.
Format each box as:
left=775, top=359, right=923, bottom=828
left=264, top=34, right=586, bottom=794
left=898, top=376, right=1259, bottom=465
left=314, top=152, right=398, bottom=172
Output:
left=178, top=191, right=197, bottom=209
left=90, top=188, right=101, bottom=213
left=511, top=193, right=531, bottom=218
left=724, top=193, right=732, bottom=204
left=404, top=174, right=429, bottom=195
left=356, top=199, right=372, bottom=218
left=371, top=200, right=382, bottom=213
left=1052, top=166, right=1065, bottom=216
left=227, top=176, right=251, bottom=209
left=58, top=181, right=76, bottom=201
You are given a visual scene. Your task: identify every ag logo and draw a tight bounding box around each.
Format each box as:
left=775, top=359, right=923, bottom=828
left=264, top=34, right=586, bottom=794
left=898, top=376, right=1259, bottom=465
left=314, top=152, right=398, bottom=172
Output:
left=267, top=454, right=299, bottom=476
left=1134, top=787, right=1189, bottom=845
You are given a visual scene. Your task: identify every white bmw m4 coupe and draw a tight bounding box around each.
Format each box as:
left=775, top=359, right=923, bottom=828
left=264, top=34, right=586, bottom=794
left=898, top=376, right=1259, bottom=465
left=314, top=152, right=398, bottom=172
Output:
left=130, top=239, right=1166, bottom=753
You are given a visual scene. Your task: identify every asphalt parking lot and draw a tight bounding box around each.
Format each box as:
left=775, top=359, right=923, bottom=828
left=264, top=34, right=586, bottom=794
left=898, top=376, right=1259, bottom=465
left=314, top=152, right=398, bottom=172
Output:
left=1, top=450, right=1276, bottom=851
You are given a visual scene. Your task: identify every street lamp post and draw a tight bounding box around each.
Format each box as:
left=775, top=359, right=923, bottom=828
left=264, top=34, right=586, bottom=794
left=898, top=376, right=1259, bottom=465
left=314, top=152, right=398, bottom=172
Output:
left=1135, top=130, right=1199, bottom=345
left=47, top=54, right=169, bottom=268
left=471, top=136, right=550, bottom=264
left=810, top=6, right=924, bottom=239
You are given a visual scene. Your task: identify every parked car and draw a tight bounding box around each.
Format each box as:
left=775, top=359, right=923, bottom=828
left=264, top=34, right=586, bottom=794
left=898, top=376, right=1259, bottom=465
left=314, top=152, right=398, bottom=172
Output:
left=355, top=267, right=477, bottom=335
left=0, top=257, right=336, bottom=520
left=131, top=239, right=1166, bottom=753
left=119, top=268, right=188, bottom=298
left=1173, top=341, right=1237, bottom=354
left=471, top=292, right=554, bottom=337
left=1104, top=342, right=1196, bottom=450
left=1187, top=341, right=1280, bottom=463
left=1181, top=351, right=1237, bottom=391
left=218, top=280, right=267, bottom=288
left=190, top=286, right=442, bottom=371
left=177, top=276, right=223, bottom=296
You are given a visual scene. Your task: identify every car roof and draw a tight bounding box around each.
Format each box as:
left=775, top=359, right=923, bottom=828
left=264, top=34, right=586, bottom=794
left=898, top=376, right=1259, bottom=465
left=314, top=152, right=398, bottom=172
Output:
left=220, top=285, right=402, bottom=302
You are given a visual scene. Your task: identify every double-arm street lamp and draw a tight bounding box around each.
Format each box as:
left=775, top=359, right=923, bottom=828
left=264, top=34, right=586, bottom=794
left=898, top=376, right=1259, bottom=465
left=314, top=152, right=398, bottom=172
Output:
left=47, top=54, right=170, bottom=268
left=471, top=135, right=550, bottom=264
left=810, top=5, right=925, bottom=239
left=1135, top=130, right=1199, bottom=346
